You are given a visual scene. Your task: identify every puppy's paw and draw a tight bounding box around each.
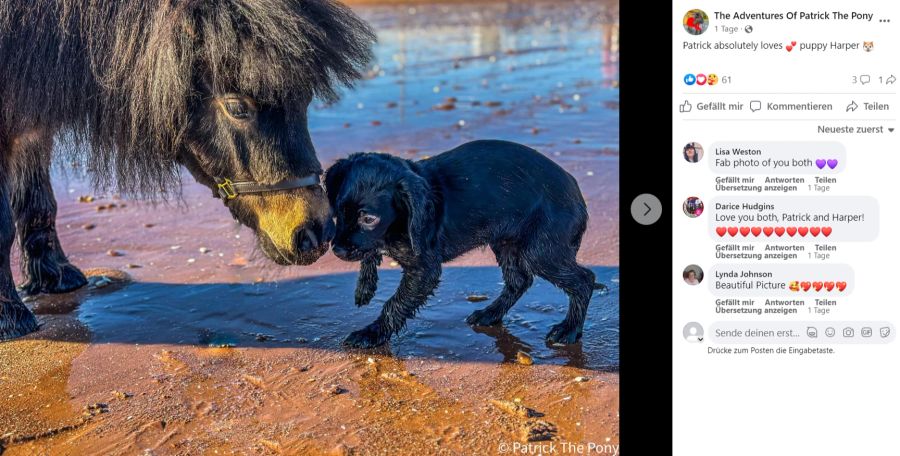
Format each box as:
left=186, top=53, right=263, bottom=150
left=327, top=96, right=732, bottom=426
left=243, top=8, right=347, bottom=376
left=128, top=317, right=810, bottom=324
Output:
left=355, top=287, right=376, bottom=307
left=342, top=324, right=391, bottom=349
left=466, top=308, right=504, bottom=327
left=545, top=323, right=582, bottom=345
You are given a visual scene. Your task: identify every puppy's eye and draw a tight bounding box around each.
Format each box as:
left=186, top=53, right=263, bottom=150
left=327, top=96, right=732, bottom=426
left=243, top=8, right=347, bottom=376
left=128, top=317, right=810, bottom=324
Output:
left=222, top=98, right=252, bottom=120
left=358, top=213, right=380, bottom=229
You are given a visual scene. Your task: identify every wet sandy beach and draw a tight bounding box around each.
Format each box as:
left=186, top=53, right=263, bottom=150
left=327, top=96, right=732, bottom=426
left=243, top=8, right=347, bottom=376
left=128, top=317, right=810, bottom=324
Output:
left=0, top=0, right=619, bottom=454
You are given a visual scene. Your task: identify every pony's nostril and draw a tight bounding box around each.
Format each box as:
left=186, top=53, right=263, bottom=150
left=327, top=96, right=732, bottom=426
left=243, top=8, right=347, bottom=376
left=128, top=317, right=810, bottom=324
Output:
left=297, top=227, right=319, bottom=252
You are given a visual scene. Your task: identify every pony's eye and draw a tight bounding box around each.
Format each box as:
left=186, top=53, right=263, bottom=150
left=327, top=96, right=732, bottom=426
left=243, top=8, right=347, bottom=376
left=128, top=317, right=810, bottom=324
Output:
left=358, top=213, right=380, bottom=228
left=223, top=98, right=251, bottom=119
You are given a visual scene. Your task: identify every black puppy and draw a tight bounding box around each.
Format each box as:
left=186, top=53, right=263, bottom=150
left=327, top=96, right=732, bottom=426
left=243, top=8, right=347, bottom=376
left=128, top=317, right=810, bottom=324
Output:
left=325, top=140, right=605, bottom=348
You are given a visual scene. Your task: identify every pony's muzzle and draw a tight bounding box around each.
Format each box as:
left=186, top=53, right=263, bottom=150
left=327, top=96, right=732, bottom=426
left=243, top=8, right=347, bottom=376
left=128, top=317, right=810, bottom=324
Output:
left=294, top=218, right=334, bottom=255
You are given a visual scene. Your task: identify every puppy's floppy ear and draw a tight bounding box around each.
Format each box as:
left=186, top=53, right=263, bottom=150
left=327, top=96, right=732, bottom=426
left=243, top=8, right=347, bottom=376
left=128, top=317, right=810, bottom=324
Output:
left=395, top=166, right=435, bottom=257
left=324, top=158, right=352, bottom=207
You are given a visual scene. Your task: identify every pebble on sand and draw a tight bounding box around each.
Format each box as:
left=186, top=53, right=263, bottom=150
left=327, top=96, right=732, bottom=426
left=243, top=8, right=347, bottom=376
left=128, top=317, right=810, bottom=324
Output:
left=516, top=351, right=534, bottom=366
left=466, top=294, right=489, bottom=302
left=574, top=376, right=590, bottom=383
left=111, top=390, right=133, bottom=400
left=82, top=224, right=96, bottom=230
left=490, top=400, right=543, bottom=418
left=106, top=250, right=124, bottom=257
left=326, top=384, right=348, bottom=396
left=523, top=420, right=557, bottom=442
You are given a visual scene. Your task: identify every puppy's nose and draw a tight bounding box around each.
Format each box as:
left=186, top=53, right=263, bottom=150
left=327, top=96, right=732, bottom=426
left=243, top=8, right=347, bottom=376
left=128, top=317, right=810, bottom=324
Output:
left=332, top=245, right=349, bottom=259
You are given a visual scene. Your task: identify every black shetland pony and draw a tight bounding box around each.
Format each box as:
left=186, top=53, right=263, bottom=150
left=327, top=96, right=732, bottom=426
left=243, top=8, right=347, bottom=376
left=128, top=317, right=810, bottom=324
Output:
left=0, top=0, right=375, bottom=340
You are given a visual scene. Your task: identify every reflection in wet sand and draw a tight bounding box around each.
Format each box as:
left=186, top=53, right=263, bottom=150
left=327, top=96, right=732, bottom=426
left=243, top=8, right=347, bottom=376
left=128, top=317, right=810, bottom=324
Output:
left=1, top=1, right=619, bottom=454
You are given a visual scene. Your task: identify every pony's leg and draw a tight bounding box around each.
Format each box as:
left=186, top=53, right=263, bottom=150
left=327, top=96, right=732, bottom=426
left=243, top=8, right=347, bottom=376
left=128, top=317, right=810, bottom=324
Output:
left=9, top=130, right=87, bottom=296
left=0, top=152, right=39, bottom=340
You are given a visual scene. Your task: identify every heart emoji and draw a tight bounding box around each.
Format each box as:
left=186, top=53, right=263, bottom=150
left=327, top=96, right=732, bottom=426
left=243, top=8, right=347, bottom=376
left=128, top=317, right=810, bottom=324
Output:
left=786, top=45, right=793, bottom=52
left=791, top=41, right=797, bottom=46
left=836, top=281, right=847, bottom=292
left=813, top=281, right=823, bottom=292
left=775, top=227, right=786, bottom=236
left=810, top=227, right=820, bottom=237
left=815, top=159, right=826, bottom=169
left=822, top=227, right=832, bottom=237
left=801, top=281, right=812, bottom=292
left=763, top=227, right=774, bottom=236
left=740, top=227, right=751, bottom=237
left=827, top=159, right=838, bottom=169
left=824, top=281, right=835, bottom=291
left=751, top=227, right=762, bottom=237
left=786, top=227, right=797, bottom=237
left=728, top=227, right=739, bottom=237
left=716, top=227, right=727, bottom=237
left=798, top=227, right=809, bottom=237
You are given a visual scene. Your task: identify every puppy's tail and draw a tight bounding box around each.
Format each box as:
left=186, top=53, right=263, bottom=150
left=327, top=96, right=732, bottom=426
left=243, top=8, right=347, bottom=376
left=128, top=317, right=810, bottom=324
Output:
left=593, top=282, right=610, bottom=296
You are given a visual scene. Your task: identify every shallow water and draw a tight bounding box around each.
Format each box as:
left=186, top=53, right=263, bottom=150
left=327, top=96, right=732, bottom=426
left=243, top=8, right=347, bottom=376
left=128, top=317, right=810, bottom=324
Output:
left=74, top=267, right=618, bottom=369
left=4, top=1, right=620, bottom=453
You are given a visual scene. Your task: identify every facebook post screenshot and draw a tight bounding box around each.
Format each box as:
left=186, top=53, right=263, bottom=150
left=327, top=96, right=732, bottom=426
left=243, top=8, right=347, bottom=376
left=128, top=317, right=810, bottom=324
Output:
left=673, top=1, right=897, bottom=455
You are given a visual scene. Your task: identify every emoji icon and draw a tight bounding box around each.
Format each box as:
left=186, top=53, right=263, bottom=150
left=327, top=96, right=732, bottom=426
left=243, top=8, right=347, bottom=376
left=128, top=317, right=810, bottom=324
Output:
left=695, top=73, right=707, bottom=85
left=863, top=41, right=873, bottom=52
left=684, top=74, right=696, bottom=85
left=825, top=327, right=836, bottom=337
left=707, top=74, right=719, bottom=86
left=789, top=281, right=800, bottom=292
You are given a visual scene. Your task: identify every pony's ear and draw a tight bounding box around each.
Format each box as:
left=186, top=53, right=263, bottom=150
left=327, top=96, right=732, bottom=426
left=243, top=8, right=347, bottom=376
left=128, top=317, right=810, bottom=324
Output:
left=324, top=158, right=352, bottom=207
left=395, top=168, right=435, bottom=258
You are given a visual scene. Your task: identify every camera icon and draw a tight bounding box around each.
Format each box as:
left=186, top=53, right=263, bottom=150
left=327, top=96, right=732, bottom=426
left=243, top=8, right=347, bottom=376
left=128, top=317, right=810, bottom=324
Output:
left=843, top=327, right=855, bottom=338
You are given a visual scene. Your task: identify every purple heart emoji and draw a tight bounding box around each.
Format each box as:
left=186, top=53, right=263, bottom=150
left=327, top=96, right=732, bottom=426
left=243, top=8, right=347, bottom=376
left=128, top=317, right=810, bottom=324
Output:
left=827, top=159, right=838, bottom=169
left=815, top=159, right=826, bottom=169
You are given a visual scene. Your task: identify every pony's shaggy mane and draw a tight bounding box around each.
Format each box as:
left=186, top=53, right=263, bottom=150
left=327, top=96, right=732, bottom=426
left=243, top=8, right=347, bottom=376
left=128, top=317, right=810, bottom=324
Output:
left=0, top=0, right=375, bottom=196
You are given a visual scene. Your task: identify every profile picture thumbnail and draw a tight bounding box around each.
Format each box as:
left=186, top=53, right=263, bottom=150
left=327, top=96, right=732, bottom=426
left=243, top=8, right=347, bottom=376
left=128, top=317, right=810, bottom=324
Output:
left=683, top=322, right=704, bottom=343
left=683, top=9, right=709, bottom=36
left=683, top=142, right=703, bottom=163
left=683, top=265, right=704, bottom=285
left=683, top=196, right=704, bottom=218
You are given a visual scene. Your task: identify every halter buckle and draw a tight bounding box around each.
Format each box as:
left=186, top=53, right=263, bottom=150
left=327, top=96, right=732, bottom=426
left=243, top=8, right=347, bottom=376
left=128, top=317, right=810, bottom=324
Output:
left=217, top=178, right=238, bottom=200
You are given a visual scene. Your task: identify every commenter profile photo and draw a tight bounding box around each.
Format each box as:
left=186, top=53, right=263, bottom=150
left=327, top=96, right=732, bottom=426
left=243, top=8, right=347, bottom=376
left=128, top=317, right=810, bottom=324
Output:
left=683, top=9, right=709, bottom=35
left=683, top=142, right=703, bottom=163
left=683, top=265, right=704, bottom=285
left=683, top=196, right=704, bottom=218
